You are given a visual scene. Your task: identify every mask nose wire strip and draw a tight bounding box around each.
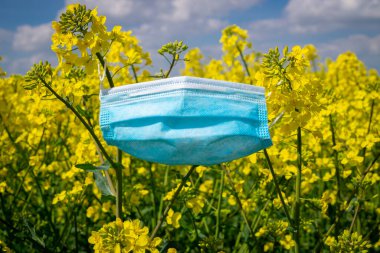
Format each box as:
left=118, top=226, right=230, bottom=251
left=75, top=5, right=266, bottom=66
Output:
left=97, top=58, right=107, bottom=91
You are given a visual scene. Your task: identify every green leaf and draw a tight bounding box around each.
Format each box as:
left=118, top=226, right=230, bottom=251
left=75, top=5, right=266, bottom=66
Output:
left=75, top=162, right=110, bottom=172
left=75, top=163, right=97, bottom=171
left=94, top=171, right=115, bottom=196
left=237, top=243, right=250, bottom=253
left=76, top=162, right=115, bottom=196
left=100, top=195, right=116, bottom=202
left=75, top=105, right=92, bottom=119
left=23, top=219, right=45, bottom=247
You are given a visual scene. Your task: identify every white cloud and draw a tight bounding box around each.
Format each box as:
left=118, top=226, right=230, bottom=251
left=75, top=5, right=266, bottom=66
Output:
left=285, top=0, right=380, bottom=33
left=59, top=0, right=262, bottom=74
left=160, top=0, right=257, bottom=22
left=250, top=19, right=288, bottom=41
left=319, top=33, right=380, bottom=59
left=3, top=0, right=379, bottom=74
left=8, top=52, right=57, bottom=74
left=315, top=33, right=380, bottom=70
left=12, top=23, right=53, bottom=52
left=0, top=28, right=13, bottom=44
left=251, top=0, right=380, bottom=36
left=65, top=0, right=259, bottom=23
left=63, top=0, right=260, bottom=50
left=64, top=1, right=136, bottom=17
left=286, top=0, right=380, bottom=22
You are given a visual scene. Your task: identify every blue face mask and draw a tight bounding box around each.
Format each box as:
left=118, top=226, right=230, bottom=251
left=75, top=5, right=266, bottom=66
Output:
left=99, top=76, right=272, bottom=165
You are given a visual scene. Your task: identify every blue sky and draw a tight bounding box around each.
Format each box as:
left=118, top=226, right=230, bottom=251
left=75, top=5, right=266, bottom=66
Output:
left=0, top=0, right=379, bottom=75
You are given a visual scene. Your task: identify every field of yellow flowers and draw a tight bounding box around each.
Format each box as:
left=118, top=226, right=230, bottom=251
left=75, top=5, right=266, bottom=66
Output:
left=0, top=4, right=379, bottom=253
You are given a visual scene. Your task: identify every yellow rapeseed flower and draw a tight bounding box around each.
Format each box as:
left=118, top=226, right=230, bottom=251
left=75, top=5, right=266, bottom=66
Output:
left=166, top=208, right=182, bottom=229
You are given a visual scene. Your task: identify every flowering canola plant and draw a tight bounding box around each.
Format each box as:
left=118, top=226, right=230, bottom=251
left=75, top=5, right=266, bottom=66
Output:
left=0, top=4, right=379, bottom=253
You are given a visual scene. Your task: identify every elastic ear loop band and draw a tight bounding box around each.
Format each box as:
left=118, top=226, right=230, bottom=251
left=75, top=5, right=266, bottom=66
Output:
left=97, top=58, right=107, bottom=91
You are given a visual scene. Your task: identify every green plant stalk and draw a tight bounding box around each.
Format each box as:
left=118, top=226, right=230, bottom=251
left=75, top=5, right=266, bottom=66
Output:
left=349, top=204, right=360, bottom=233
left=96, top=52, right=115, bottom=88
left=1, top=117, right=46, bottom=213
left=116, top=149, right=123, bottom=219
left=202, top=218, right=210, bottom=234
left=187, top=208, right=200, bottom=241
left=60, top=187, right=89, bottom=245
left=0, top=120, right=60, bottom=240
left=149, top=164, right=157, bottom=228
left=313, top=151, right=380, bottom=252
left=157, top=166, right=170, bottom=222
left=30, top=169, right=59, bottom=242
left=38, top=77, right=123, bottom=219
left=236, top=45, right=253, bottom=84
left=293, top=127, right=302, bottom=253
left=93, top=141, right=116, bottom=196
left=238, top=44, right=295, bottom=241
left=59, top=200, right=78, bottom=243
left=206, top=179, right=219, bottom=213
left=0, top=217, right=54, bottom=252
left=96, top=52, right=124, bottom=219
left=362, top=100, right=375, bottom=164
left=215, top=170, right=225, bottom=239
left=232, top=222, right=245, bottom=253
left=221, top=164, right=254, bottom=236
left=263, top=149, right=293, bottom=226
left=329, top=114, right=341, bottom=201
left=131, top=64, right=139, bottom=83
left=165, top=55, right=176, bottom=78
left=74, top=206, right=78, bottom=253
left=362, top=221, right=380, bottom=242
left=251, top=200, right=270, bottom=233
left=150, top=165, right=197, bottom=239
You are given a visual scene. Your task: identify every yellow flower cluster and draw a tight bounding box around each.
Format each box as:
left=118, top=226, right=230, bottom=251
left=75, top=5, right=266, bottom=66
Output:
left=1, top=4, right=379, bottom=252
left=88, top=218, right=162, bottom=253
left=51, top=4, right=151, bottom=89
left=182, top=24, right=379, bottom=252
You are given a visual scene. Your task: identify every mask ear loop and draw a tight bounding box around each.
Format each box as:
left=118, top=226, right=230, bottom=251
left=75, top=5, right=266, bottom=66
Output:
left=97, top=58, right=107, bottom=97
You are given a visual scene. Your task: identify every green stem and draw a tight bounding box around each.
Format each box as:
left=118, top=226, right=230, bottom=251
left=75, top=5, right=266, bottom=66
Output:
left=362, top=100, right=375, bottom=162
left=157, top=166, right=169, bottom=222
left=206, top=179, right=219, bottom=213
left=263, top=149, right=293, bottom=226
left=202, top=218, right=210, bottom=234
left=236, top=45, right=253, bottom=84
left=94, top=142, right=116, bottom=196
left=96, top=52, right=115, bottom=88
left=30, top=169, right=59, bottom=242
left=150, top=165, right=197, bottom=239
left=362, top=221, right=380, bottom=242
left=232, top=222, right=245, bottom=253
left=251, top=200, right=270, bottom=233
left=40, top=79, right=115, bottom=167
left=313, top=151, right=380, bottom=252
left=38, top=78, right=123, bottom=220
left=131, top=64, right=139, bottom=83
left=60, top=187, right=88, bottom=245
left=0, top=217, right=54, bottom=252
left=149, top=164, right=157, bottom=228
left=293, top=127, right=302, bottom=253
left=215, top=170, right=225, bottom=239
left=349, top=204, right=360, bottom=233
left=329, top=114, right=341, bottom=201
left=116, top=149, right=123, bottom=219
left=222, top=164, right=254, bottom=236
left=74, top=207, right=78, bottom=253
left=188, top=208, right=200, bottom=241
left=165, top=55, right=176, bottom=78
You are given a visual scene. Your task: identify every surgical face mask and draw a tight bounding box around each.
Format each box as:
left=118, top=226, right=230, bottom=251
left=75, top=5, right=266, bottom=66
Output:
left=99, top=76, right=272, bottom=165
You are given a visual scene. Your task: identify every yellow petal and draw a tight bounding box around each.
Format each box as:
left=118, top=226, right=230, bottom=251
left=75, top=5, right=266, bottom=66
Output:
left=136, top=235, right=149, bottom=247
left=114, top=243, right=121, bottom=253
